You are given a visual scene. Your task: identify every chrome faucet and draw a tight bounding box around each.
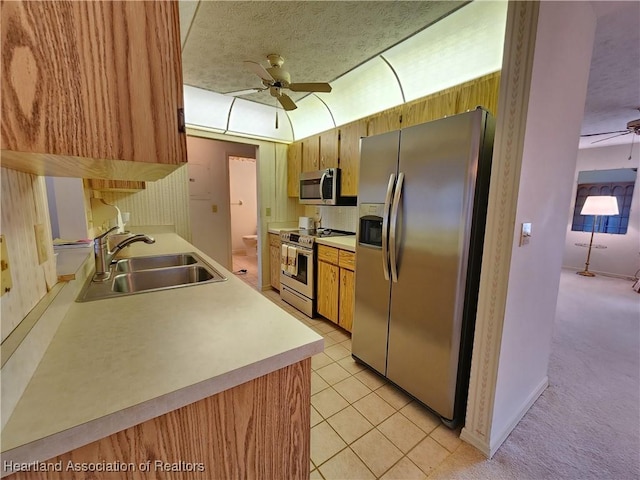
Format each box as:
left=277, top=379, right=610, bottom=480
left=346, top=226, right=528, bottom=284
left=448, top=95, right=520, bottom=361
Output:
left=93, top=226, right=155, bottom=282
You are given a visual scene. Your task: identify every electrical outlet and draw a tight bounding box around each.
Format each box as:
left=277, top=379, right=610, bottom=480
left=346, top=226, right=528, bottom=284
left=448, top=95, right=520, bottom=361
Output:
left=211, top=204, right=218, bottom=213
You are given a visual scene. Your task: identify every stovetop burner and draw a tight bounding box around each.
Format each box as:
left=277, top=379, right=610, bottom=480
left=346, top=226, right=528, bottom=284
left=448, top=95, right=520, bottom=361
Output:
left=280, top=228, right=355, bottom=247
left=305, top=228, right=354, bottom=238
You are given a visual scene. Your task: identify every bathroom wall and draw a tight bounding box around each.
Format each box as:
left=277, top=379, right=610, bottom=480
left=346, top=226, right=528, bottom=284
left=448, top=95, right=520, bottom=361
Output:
left=229, top=156, right=258, bottom=254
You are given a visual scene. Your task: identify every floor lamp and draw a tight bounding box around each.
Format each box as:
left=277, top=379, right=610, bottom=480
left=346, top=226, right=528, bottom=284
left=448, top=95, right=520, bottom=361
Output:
left=577, top=195, right=619, bottom=277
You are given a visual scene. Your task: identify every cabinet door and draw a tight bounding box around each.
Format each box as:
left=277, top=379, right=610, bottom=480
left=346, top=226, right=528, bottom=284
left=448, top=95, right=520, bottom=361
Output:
left=88, top=180, right=146, bottom=192
left=1, top=1, right=186, bottom=181
left=287, top=142, right=302, bottom=197
left=457, top=71, right=501, bottom=117
left=302, top=135, right=320, bottom=172
left=339, top=268, right=355, bottom=333
left=270, top=245, right=281, bottom=291
left=338, top=120, right=367, bottom=196
left=367, top=107, right=402, bottom=136
left=402, top=89, right=459, bottom=129
left=317, top=261, right=339, bottom=324
left=319, top=129, right=339, bottom=170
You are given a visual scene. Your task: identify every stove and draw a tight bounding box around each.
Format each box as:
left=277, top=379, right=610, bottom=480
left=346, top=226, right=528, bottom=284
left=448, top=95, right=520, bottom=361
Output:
left=280, top=228, right=354, bottom=248
left=279, top=228, right=354, bottom=317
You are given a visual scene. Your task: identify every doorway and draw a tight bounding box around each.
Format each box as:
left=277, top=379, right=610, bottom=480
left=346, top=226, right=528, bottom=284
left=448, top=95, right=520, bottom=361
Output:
left=228, top=156, right=259, bottom=289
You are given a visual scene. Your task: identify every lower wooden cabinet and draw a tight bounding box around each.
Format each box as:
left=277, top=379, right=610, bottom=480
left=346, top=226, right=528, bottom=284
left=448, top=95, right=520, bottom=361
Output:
left=316, top=245, right=355, bottom=332
left=269, top=233, right=281, bottom=291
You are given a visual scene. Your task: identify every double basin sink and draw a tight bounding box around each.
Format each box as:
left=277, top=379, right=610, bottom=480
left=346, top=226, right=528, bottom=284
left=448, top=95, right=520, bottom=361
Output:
left=78, top=252, right=227, bottom=302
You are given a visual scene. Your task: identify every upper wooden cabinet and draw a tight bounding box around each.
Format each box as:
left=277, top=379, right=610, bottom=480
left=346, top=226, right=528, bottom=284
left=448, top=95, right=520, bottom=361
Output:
left=319, top=129, right=339, bottom=170
left=287, top=141, right=302, bottom=197
left=1, top=1, right=186, bottom=181
left=367, top=106, right=402, bottom=137
left=302, top=135, right=320, bottom=172
left=338, top=120, right=367, bottom=197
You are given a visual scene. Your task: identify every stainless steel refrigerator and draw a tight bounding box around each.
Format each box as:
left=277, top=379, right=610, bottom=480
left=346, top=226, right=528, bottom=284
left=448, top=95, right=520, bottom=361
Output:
left=352, top=108, right=494, bottom=427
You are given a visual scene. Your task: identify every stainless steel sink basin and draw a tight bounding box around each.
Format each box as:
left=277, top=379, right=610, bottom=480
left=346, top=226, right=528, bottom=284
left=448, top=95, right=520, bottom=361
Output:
left=114, top=253, right=198, bottom=272
left=77, top=252, right=226, bottom=302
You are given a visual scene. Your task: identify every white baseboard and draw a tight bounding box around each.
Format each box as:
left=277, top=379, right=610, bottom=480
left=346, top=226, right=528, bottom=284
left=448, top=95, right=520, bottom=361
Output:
left=461, top=376, right=548, bottom=458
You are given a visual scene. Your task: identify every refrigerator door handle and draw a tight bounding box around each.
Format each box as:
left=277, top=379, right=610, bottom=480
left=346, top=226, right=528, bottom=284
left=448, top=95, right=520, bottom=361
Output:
left=381, top=173, right=396, bottom=281
left=389, top=172, right=404, bottom=283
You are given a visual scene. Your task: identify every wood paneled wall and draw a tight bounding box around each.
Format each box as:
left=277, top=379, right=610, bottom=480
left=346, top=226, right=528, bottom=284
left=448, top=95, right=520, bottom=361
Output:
left=5, top=359, right=311, bottom=480
left=96, top=165, right=191, bottom=241
left=0, top=168, right=57, bottom=342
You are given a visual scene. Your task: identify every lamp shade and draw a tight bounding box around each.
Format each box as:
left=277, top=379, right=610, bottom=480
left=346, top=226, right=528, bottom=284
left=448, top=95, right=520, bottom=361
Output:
left=580, top=196, right=619, bottom=216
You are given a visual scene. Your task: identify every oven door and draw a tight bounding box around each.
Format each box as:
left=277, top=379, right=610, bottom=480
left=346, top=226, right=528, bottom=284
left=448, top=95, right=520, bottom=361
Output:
left=280, top=244, right=315, bottom=299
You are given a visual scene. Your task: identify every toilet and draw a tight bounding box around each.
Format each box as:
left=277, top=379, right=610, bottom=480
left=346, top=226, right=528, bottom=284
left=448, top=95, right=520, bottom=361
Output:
left=242, top=234, right=258, bottom=256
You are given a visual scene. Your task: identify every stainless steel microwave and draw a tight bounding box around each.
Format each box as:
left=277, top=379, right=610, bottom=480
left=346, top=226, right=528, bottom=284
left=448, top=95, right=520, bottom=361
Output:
left=299, top=168, right=356, bottom=205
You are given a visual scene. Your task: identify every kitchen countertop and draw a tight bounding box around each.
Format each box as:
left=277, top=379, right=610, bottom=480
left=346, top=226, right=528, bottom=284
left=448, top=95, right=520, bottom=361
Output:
left=315, top=235, right=357, bottom=252
left=1, top=234, right=323, bottom=468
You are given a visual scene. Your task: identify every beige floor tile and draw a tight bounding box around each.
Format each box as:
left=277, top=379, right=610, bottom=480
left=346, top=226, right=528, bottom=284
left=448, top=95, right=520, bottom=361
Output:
left=312, top=387, right=350, bottom=419
left=430, top=425, right=462, bottom=453
left=337, top=356, right=366, bottom=375
left=326, top=406, right=374, bottom=444
left=400, top=402, right=440, bottom=434
left=407, top=436, right=450, bottom=476
left=378, top=412, right=427, bottom=453
left=311, top=352, right=334, bottom=370
left=354, top=368, right=387, bottom=390
left=339, top=338, right=352, bottom=351
left=311, top=421, right=347, bottom=466
left=324, top=343, right=352, bottom=361
left=316, top=362, right=352, bottom=386
left=310, top=405, right=323, bottom=427
left=333, top=376, right=372, bottom=403
left=314, top=322, right=338, bottom=334
left=321, top=333, right=339, bottom=348
left=351, top=429, right=403, bottom=477
left=352, top=392, right=396, bottom=425
left=310, top=469, right=323, bottom=480
left=327, top=329, right=351, bottom=343
left=380, top=457, right=426, bottom=480
left=318, top=447, right=375, bottom=480
left=376, top=383, right=412, bottom=410
left=311, top=371, right=330, bottom=395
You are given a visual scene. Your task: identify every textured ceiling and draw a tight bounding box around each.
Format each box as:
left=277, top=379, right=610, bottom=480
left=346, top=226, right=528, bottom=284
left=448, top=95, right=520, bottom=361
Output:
left=181, top=1, right=466, bottom=106
left=180, top=1, right=640, bottom=147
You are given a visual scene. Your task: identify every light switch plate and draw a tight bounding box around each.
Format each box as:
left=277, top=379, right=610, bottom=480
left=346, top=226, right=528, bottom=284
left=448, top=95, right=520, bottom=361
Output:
left=519, top=222, right=532, bottom=246
left=211, top=204, right=218, bottom=213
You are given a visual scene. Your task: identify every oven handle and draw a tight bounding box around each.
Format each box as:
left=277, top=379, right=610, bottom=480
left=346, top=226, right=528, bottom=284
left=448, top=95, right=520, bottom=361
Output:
left=280, top=243, right=314, bottom=276
left=381, top=173, right=395, bottom=281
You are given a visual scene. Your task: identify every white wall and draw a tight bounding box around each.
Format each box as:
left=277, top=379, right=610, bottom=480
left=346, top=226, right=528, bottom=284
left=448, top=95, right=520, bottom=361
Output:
left=187, top=136, right=256, bottom=269
left=229, top=157, right=258, bottom=254
left=490, top=1, right=597, bottom=452
left=563, top=144, right=640, bottom=277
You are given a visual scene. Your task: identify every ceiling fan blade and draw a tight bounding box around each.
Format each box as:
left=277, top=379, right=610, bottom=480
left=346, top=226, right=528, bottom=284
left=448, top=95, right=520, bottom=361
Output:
left=591, top=131, right=631, bottom=144
left=277, top=94, right=297, bottom=111
left=288, top=82, right=332, bottom=93
left=243, top=61, right=273, bottom=82
left=224, top=87, right=266, bottom=96
left=581, top=130, right=628, bottom=138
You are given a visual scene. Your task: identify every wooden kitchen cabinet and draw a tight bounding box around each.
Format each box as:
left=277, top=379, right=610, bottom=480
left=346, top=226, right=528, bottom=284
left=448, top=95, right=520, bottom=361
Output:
left=319, top=129, right=339, bottom=170
left=316, top=245, right=355, bottom=332
left=302, top=135, right=320, bottom=172
left=88, top=180, right=146, bottom=193
left=287, top=141, right=302, bottom=197
left=269, top=233, right=282, bottom=291
left=1, top=1, right=186, bottom=181
left=338, top=120, right=367, bottom=196
left=367, top=106, right=402, bottom=136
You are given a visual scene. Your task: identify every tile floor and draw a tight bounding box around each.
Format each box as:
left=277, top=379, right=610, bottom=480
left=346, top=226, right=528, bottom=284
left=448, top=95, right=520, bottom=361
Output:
left=231, top=253, right=259, bottom=289
left=261, top=289, right=462, bottom=480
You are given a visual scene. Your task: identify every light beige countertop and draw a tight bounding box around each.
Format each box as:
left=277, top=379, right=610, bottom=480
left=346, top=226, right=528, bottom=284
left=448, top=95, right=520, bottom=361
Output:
left=315, top=235, right=357, bottom=252
left=1, top=234, right=323, bottom=468
left=267, top=227, right=297, bottom=235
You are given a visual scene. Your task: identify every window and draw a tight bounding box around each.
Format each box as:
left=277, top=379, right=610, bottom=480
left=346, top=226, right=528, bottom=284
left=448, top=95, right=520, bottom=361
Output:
left=571, top=168, right=636, bottom=235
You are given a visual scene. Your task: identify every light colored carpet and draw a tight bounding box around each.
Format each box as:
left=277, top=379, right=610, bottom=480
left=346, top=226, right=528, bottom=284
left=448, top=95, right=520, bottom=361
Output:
left=431, top=269, right=640, bottom=479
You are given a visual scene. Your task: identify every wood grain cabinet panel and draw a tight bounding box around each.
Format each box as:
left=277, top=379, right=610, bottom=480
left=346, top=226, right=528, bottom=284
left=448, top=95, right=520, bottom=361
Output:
left=319, top=129, right=339, bottom=170
left=317, top=260, right=339, bottom=323
left=287, top=141, right=302, bottom=197
left=339, top=268, right=355, bottom=333
left=4, top=360, right=311, bottom=480
left=88, top=180, right=146, bottom=192
left=1, top=1, right=186, bottom=181
left=402, top=89, right=460, bottom=128
left=338, top=120, right=367, bottom=196
left=316, top=245, right=355, bottom=332
left=367, top=107, right=402, bottom=136
left=269, top=233, right=281, bottom=290
left=457, top=71, right=501, bottom=117
left=302, top=135, right=320, bottom=172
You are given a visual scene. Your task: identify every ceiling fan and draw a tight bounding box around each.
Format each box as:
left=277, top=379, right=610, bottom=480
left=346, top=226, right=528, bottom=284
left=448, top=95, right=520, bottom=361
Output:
left=225, top=54, right=332, bottom=111
left=582, top=118, right=640, bottom=144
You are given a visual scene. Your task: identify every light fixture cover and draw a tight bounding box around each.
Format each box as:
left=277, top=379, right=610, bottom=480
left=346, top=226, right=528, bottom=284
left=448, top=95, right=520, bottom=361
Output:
left=580, top=196, right=619, bottom=216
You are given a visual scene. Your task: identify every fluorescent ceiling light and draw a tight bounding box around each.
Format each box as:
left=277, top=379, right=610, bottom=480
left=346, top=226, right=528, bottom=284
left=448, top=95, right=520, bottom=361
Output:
left=383, top=0, right=507, bottom=102
left=286, top=95, right=336, bottom=140
left=184, top=85, right=234, bottom=131
left=227, top=98, right=294, bottom=142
